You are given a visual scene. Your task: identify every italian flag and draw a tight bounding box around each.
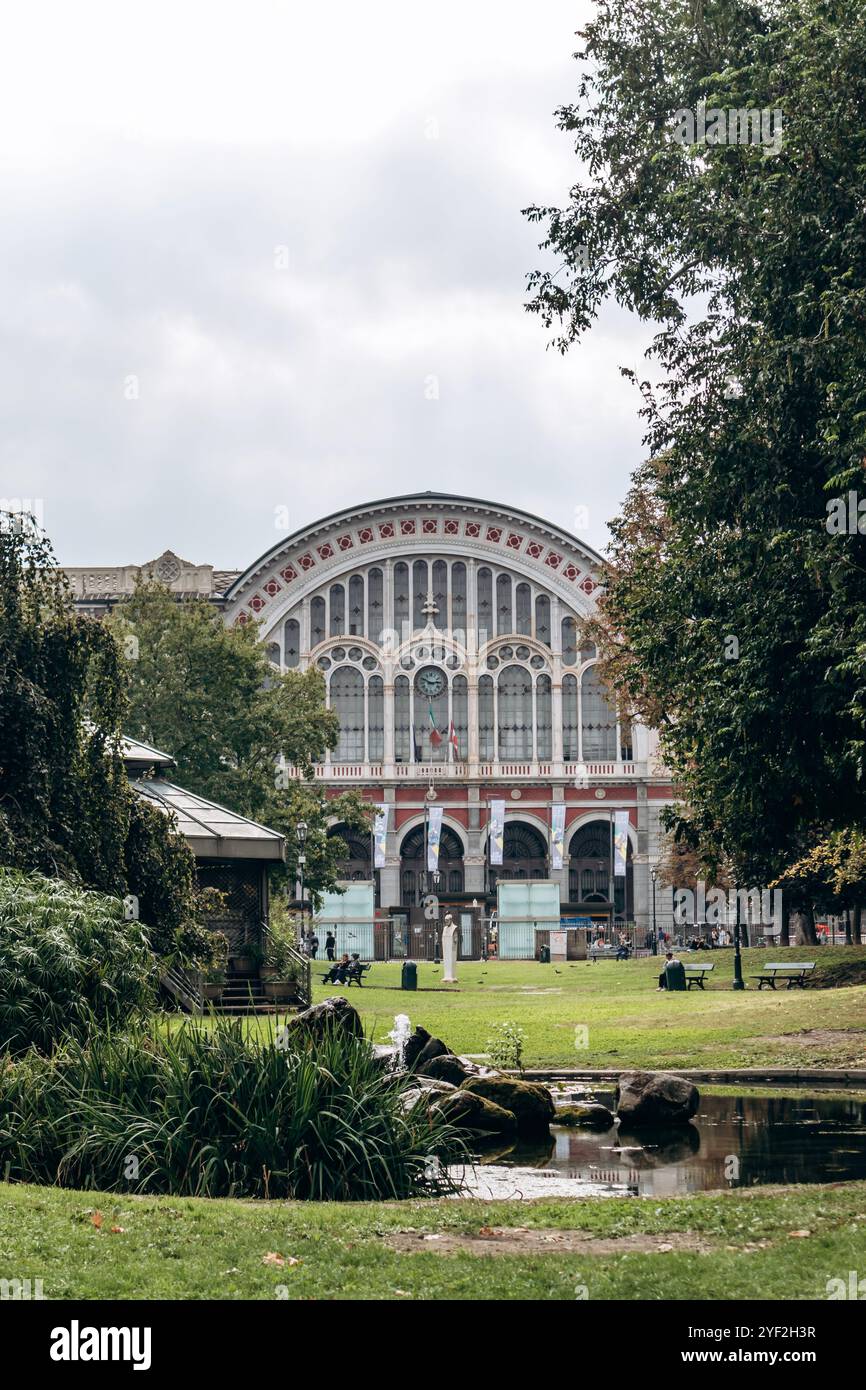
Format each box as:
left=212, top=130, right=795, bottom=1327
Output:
left=428, top=703, right=443, bottom=748
left=448, top=720, right=460, bottom=763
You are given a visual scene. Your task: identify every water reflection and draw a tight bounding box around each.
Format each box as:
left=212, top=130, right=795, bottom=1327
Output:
left=468, top=1090, right=866, bottom=1198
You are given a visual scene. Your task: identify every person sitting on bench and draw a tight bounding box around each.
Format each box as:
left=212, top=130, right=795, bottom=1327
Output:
left=657, top=950, right=681, bottom=989
left=345, top=953, right=363, bottom=983
left=322, top=952, right=350, bottom=984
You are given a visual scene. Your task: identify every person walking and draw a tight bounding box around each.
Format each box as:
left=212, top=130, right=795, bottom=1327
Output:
left=325, top=931, right=336, bottom=962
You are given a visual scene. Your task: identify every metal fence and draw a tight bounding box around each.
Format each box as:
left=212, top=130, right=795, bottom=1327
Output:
left=309, top=917, right=642, bottom=962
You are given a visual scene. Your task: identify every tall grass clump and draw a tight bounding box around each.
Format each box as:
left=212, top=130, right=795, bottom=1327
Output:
left=0, top=870, right=154, bottom=1055
left=0, top=1017, right=468, bottom=1200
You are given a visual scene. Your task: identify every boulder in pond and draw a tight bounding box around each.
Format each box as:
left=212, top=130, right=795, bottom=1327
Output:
left=615, top=1071, right=699, bottom=1126
left=405, top=1026, right=449, bottom=1071
left=555, top=1102, right=616, bottom=1130
left=417, top=1052, right=475, bottom=1086
left=460, top=1075, right=555, bottom=1136
left=288, top=995, right=363, bottom=1042
left=432, top=1089, right=518, bottom=1137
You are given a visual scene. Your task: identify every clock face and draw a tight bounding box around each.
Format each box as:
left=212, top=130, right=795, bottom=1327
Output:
left=415, top=665, right=446, bottom=698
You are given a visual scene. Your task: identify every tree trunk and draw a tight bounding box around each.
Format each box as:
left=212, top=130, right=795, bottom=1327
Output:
left=845, top=908, right=852, bottom=946
left=780, top=908, right=791, bottom=947
left=792, top=908, right=818, bottom=946
left=853, top=904, right=863, bottom=946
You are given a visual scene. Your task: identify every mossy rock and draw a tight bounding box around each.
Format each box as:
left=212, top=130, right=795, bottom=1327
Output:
left=418, top=1053, right=474, bottom=1086
left=460, top=1075, right=555, bottom=1136
left=555, top=1103, right=615, bottom=1130
left=432, top=1089, right=518, bottom=1136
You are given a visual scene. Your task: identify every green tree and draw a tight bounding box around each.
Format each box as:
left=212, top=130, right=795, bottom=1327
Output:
left=111, top=583, right=372, bottom=906
left=0, top=514, right=207, bottom=964
left=525, top=0, right=866, bottom=936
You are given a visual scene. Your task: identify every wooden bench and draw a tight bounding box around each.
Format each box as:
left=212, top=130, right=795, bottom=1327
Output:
left=751, top=961, right=815, bottom=990
left=588, top=944, right=622, bottom=961
left=317, top=962, right=372, bottom=987
left=684, top=962, right=715, bottom=990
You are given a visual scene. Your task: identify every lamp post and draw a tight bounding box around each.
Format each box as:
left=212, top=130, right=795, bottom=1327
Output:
left=296, top=820, right=308, bottom=942
left=732, top=892, right=745, bottom=990
left=650, top=865, right=658, bottom=956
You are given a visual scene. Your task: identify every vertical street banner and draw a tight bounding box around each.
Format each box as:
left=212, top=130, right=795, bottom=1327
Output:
left=373, top=804, right=389, bottom=869
left=550, top=803, right=566, bottom=870
left=489, top=799, right=505, bottom=866
left=427, top=805, right=443, bottom=873
left=614, top=810, right=630, bottom=877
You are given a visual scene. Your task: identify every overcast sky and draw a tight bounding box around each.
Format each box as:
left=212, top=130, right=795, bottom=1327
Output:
left=0, top=1, right=651, bottom=569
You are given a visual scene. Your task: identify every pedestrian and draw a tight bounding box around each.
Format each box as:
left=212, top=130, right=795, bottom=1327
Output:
left=308, top=932, right=319, bottom=960
left=325, top=931, right=336, bottom=961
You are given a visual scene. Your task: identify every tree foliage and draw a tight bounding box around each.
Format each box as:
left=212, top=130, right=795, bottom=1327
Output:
left=525, top=1, right=866, bottom=920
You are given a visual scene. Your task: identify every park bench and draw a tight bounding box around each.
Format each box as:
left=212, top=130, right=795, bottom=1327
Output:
left=751, top=961, right=815, bottom=990
left=683, top=962, right=714, bottom=990
left=588, top=944, right=625, bottom=961
left=317, top=962, right=372, bottom=987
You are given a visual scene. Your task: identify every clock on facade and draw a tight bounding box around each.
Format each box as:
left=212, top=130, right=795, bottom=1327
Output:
left=415, top=665, right=446, bottom=698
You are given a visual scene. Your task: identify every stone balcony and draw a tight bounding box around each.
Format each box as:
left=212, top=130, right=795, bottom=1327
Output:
left=300, top=759, right=662, bottom=784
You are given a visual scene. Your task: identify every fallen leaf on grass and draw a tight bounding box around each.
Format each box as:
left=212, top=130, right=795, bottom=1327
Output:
left=110, top=1226, right=126, bottom=1235
left=788, top=1230, right=811, bottom=1238
left=262, top=1252, right=302, bottom=1267
left=90, top=1211, right=103, bottom=1230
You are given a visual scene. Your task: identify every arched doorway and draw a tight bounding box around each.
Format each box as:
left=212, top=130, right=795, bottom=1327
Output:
left=399, top=823, right=464, bottom=909
left=327, top=824, right=379, bottom=907
left=489, top=820, right=549, bottom=891
left=568, top=818, right=633, bottom=921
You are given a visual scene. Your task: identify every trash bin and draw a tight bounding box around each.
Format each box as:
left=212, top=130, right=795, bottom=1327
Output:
left=539, top=944, right=551, bottom=964
left=665, top=960, right=687, bottom=992
left=401, top=961, right=417, bottom=991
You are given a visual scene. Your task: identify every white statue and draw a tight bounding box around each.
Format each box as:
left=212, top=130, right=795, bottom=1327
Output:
left=441, top=913, right=458, bottom=983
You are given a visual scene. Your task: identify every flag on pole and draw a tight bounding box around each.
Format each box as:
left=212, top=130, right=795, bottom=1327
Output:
left=427, top=805, right=443, bottom=873
left=373, top=804, right=389, bottom=869
left=489, top=799, right=505, bottom=865
left=448, top=720, right=460, bottom=763
left=428, top=703, right=443, bottom=749
left=550, top=803, right=566, bottom=870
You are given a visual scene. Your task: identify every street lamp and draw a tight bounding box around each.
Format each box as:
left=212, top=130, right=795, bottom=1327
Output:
left=732, top=892, right=745, bottom=991
left=296, top=820, right=308, bottom=939
left=650, top=865, right=658, bottom=956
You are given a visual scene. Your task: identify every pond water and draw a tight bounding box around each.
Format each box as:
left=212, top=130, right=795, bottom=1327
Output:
left=453, top=1090, right=866, bottom=1200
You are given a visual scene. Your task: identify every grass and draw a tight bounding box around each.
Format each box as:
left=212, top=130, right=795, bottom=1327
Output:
left=287, top=946, right=866, bottom=1070
left=2, top=1178, right=865, bottom=1300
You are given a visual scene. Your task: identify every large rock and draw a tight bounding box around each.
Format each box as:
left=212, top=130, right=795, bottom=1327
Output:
left=432, top=1089, right=518, bottom=1137
left=405, top=1026, right=449, bottom=1072
left=461, top=1075, right=556, bottom=1136
left=615, top=1071, right=699, bottom=1126
left=417, top=1052, right=475, bottom=1086
left=554, top=1102, right=615, bottom=1130
left=398, top=1076, right=457, bottom=1114
left=288, top=995, right=363, bottom=1042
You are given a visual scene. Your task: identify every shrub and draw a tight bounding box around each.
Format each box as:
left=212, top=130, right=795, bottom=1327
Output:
left=0, top=1017, right=468, bottom=1200
left=0, top=871, right=154, bottom=1055
left=485, top=1020, right=527, bottom=1072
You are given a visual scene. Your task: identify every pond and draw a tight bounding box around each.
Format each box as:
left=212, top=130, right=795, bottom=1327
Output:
left=453, top=1089, right=866, bottom=1200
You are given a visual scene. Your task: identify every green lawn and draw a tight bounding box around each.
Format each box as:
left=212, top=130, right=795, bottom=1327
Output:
left=2, top=1178, right=864, bottom=1300
left=290, top=946, right=866, bottom=1069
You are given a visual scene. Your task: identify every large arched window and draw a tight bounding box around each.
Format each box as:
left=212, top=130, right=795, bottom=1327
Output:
left=329, top=584, right=345, bottom=637
left=283, top=617, right=300, bottom=668
left=562, top=672, right=579, bottom=759
left=581, top=664, right=617, bottom=759
left=452, top=674, right=468, bottom=760
left=368, top=675, right=384, bottom=761
left=394, top=562, right=410, bottom=632
left=348, top=575, right=364, bottom=636
left=562, top=616, right=578, bottom=665
left=367, top=568, right=383, bottom=642
left=477, top=568, right=493, bottom=644
left=478, top=673, right=495, bottom=760
left=412, top=560, right=428, bottom=629
left=536, top=674, right=552, bottom=760
left=535, top=594, right=551, bottom=646
left=394, top=674, right=411, bottom=762
left=498, top=664, right=532, bottom=759
left=496, top=573, right=512, bottom=635
left=311, top=596, right=326, bottom=646
left=331, top=666, right=364, bottom=760
left=516, top=583, right=532, bottom=635
left=432, top=559, right=448, bottom=622
left=451, top=561, right=466, bottom=633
